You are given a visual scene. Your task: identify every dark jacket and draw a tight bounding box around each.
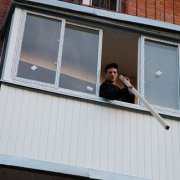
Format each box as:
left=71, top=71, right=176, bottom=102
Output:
left=99, top=80, right=134, bottom=103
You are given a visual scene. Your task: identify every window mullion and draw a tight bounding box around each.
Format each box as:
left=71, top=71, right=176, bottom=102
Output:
left=13, top=10, right=27, bottom=79
left=139, top=36, right=145, bottom=105
left=55, top=19, right=66, bottom=88
left=96, top=29, right=103, bottom=96
left=178, top=44, right=180, bottom=110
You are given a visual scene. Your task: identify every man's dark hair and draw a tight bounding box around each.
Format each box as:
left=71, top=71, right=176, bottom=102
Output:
left=104, top=63, right=118, bottom=73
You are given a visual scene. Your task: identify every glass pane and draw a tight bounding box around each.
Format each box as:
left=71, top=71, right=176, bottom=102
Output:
left=17, top=14, right=61, bottom=84
left=92, top=0, right=117, bottom=10
left=144, top=40, right=179, bottom=109
left=59, top=24, right=99, bottom=94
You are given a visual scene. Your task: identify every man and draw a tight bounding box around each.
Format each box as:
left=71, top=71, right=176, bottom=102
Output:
left=99, top=63, right=134, bottom=103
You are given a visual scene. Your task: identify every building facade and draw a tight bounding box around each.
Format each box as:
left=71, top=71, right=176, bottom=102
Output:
left=0, top=0, right=180, bottom=179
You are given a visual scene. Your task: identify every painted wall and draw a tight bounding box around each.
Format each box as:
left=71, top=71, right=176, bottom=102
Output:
left=0, top=84, right=180, bottom=180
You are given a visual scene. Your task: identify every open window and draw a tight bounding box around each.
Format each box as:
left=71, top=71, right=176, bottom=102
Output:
left=100, top=27, right=140, bottom=103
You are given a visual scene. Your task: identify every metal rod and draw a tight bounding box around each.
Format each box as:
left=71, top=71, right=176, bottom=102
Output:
left=119, top=75, right=170, bottom=130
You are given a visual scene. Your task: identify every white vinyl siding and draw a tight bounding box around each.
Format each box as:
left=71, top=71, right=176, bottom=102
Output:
left=0, top=84, right=180, bottom=180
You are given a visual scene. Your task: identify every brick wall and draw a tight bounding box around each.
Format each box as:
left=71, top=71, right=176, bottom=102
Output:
left=0, top=0, right=11, bottom=54
left=125, top=0, right=180, bottom=25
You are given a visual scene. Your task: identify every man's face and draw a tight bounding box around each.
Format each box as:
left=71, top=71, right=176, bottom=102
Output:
left=105, top=68, right=118, bottom=83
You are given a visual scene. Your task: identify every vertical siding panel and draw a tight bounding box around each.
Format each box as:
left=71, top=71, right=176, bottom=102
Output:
left=53, top=97, right=67, bottom=162
left=171, top=120, right=180, bottom=180
left=99, top=106, right=108, bottom=170
left=3, top=85, right=180, bottom=180
left=68, top=100, right=80, bottom=166
left=91, top=104, right=102, bottom=169
left=76, top=101, right=88, bottom=167
left=45, top=96, right=59, bottom=161
left=144, top=115, right=152, bottom=180
left=84, top=103, right=95, bottom=168
left=137, top=113, right=145, bottom=178
left=114, top=109, right=123, bottom=174
left=29, top=92, right=45, bottom=159
left=6, top=87, right=24, bottom=155
left=22, top=90, right=38, bottom=157
left=0, top=86, right=16, bottom=154
left=37, top=94, right=52, bottom=160
left=122, top=110, right=130, bottom=175
left=61, top=98, right=73, bottom=164
left=151, top=116, right=160, bottom=180
left=158, top=121, right=167, bottom=180
left=165, top=120, right=174, bottom=180
left=107, top=107, right=116, bottom=171
left=14, top=88, right=31, bottom=156
left=129, top=111, right=138, bottom=177
left=0, top=85, right=9, bottom=153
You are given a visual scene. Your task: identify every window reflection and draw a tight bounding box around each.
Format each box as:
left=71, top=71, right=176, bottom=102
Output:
left=59, top=24, right=99, bottom=94
left=144, top=40, right=179, bottom=109
left=17, top=14, right=61, bottom=84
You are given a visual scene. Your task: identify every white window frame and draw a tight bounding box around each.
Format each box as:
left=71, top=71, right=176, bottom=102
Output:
left=12, top=10, right=103, bottom=98
left=139, top=36, right=180, bottom=114
left=12, top=10, right=66, bottom=89
left=57, top=21, right=103, bottom=96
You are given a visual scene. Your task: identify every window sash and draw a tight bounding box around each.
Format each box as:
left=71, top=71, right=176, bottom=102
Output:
left=140, top=36, right=180, bottom=111
left=14, top=11, right=102, bottom=96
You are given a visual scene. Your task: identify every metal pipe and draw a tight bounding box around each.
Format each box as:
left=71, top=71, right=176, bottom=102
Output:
left=119, top=75, right=170, bottom=130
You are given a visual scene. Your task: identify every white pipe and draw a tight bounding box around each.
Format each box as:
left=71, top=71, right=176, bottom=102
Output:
left=119, top=75, right=170, bottom=130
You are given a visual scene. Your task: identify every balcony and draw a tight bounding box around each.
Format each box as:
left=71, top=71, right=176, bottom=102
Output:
left=59, top=0, right=180, bottom=25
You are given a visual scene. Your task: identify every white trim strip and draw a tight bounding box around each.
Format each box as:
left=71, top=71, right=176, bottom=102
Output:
left=0, top=154, right=150, bottom=180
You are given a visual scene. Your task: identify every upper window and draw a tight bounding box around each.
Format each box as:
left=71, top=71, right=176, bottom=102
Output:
left=60, top=0, right=123, bottom=12
left=92, top=0, right=117, bottom=11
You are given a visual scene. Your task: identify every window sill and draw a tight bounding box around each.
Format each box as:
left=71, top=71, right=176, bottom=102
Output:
left=1, top=79, right=180, bottom=120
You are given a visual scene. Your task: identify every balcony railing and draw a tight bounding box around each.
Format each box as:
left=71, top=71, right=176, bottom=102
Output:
left=59, top=0, right=180, bottom=25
